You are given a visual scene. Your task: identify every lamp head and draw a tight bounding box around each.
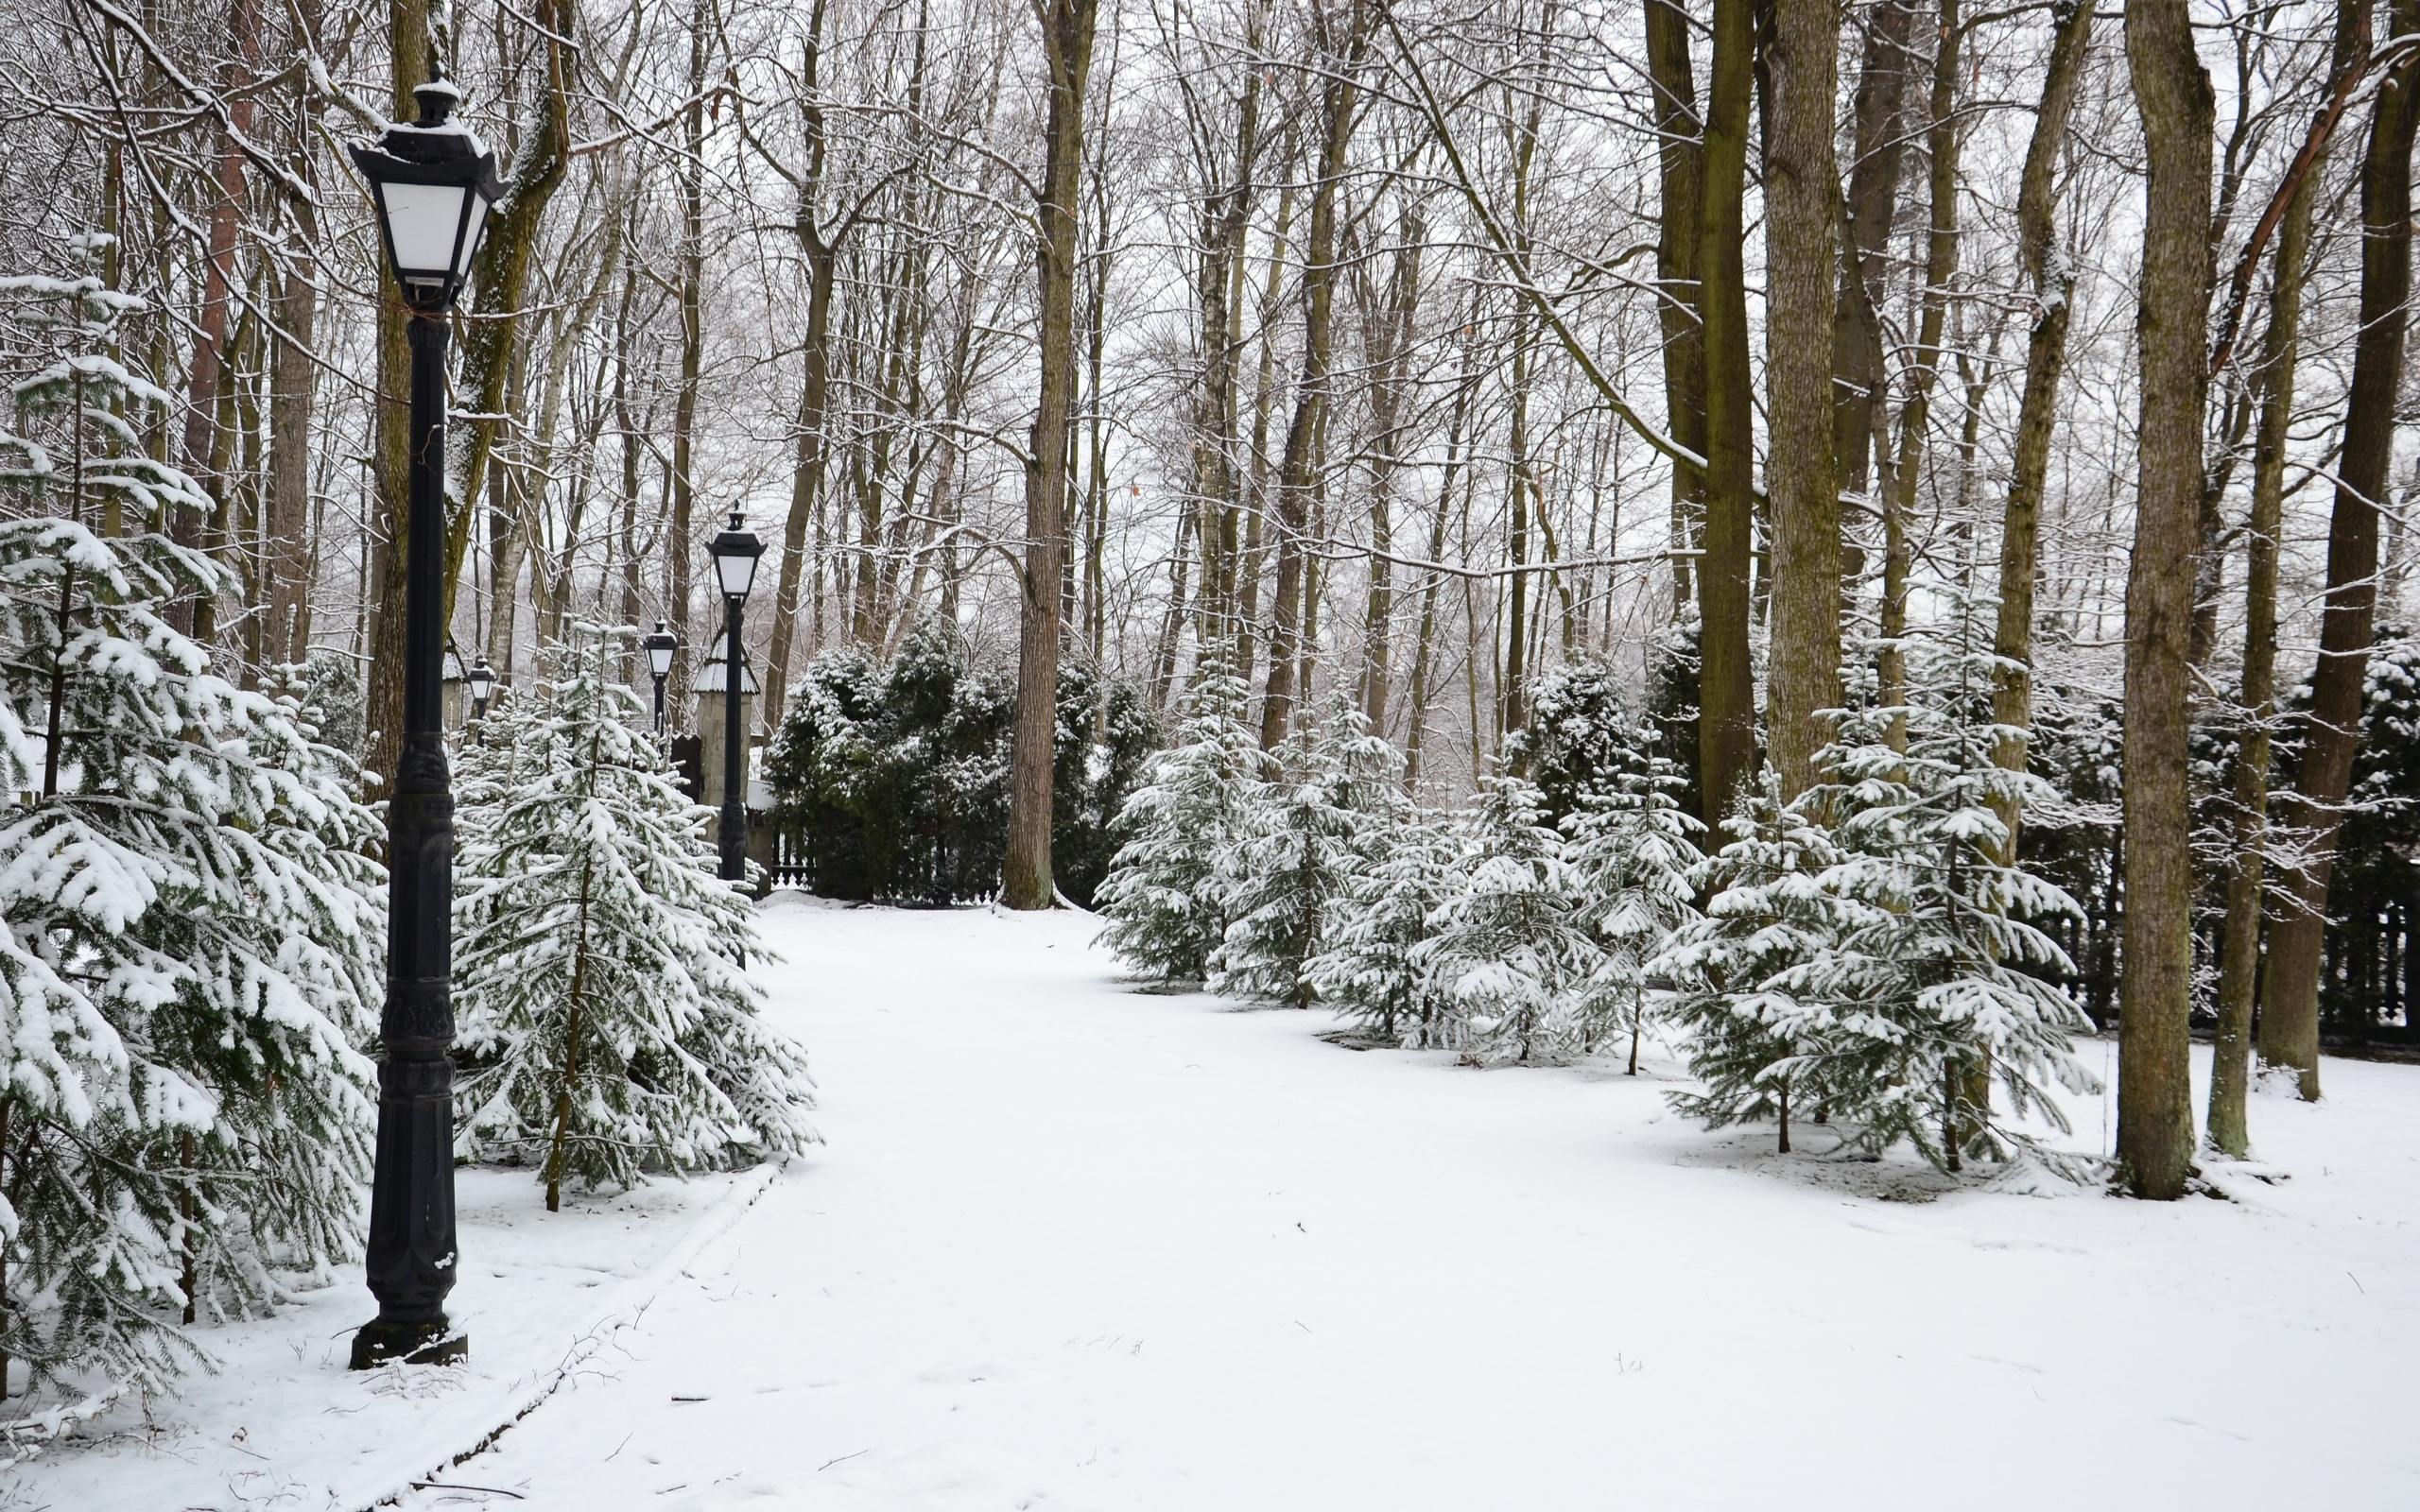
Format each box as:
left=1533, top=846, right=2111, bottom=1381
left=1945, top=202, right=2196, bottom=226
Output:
left=465, top=654, right=496, bottom=713
left=348, top=76, right=506, bottom=312
left=644, top=620, right=679, bottom=679
left=707, top=511, right=765, bottom=602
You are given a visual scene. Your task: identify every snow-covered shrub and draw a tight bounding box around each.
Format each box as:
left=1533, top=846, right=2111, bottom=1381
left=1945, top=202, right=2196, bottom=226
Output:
left=454, top=629, right=818, bottom=1210
left=764, top=621, right=1155, bottom=905
left=1564, top=723, right=1703, bottom=1070
left=1, top=252, right=381, bottom=1399
left=1307, top=813, right=1461, bottom=1043
left=1656, top=610, right=2100, bottom=1169
left=1414, top=778, right=1603, bottom=1063
left=0, top=519, right=382, bottom=1398
left=1801, top=621, right=2100, bottom=1168
left=1208, top=700, right=1402, bottom=1006
left=1652, top=768, right=1848, bottom=1150
left=1096, top=656, right=1259, bottom=984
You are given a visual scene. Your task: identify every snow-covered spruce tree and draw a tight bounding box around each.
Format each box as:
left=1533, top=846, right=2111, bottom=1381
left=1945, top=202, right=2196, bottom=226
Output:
left=1, top=253, right=381, bottom=1401
left=1564, top=721, right=1703, bottom=1071
left=1799, top=618, right=2100, bottom=1170
left=1650, top=768, right=1849, bottom=1152
left=1306, top=812, right=1461, bottom=1043
left=1413, top=778, right=1602, bottom=1063
left=453, top=630, right=817, bottom=1211
left=1095, top=652, right=1259, bottom=985
left=1207, top=699, right=1403, bottom=1005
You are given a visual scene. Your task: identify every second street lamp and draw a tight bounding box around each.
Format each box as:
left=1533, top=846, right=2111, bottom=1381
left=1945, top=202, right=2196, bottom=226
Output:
left=465, top=656, right=496, bottom=743
left=706, top=513, right=763, bottom=884
left=345, top=72, right=502, bottom=1371
left=644, top=620, right=678, bottom=740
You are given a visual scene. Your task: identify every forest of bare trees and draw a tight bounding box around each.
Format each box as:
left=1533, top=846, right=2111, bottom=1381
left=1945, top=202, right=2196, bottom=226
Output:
left=7, top=0, right=2420, bottom=1198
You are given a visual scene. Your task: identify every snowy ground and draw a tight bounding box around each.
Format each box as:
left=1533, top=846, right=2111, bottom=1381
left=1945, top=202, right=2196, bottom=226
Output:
left=25, top=894, right=2420, bottom=1509
left=5, top=1165, right=773, bottom=1511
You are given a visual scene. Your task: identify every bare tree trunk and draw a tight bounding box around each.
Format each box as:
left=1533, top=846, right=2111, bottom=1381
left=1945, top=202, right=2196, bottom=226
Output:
left=1878, top=0, right=1963, bottom=730
left=1832, top=0, right=1917, bottom=519
left=668, top=0, right=707, bottom=715
left=364, top=0, right=430, bottom=790
left=1645, top=0, right=1706, bottom=612
left=762, top=0, right=843, bottom=728
left=264, top=0, right=323, bottom=669
left=2209, top=0, right=2364, bottom=1152
left=169, top=0, right=258, bottom=644
left=1003, top=0, right=1100, bottom=909
left=1260, top=0, right=1366, bottom=749
left=2118, top=0, right=2215, bottom=1201
left=2260, top=0, right=2420, bottom=1099
left=1761, top=0, right=1841, bottom=800
left=1988, top=0, right=2094, bottom=858
left=1357, top=211, right=1423, bottom=732
left=1696, top=0, right=1758, bottom=823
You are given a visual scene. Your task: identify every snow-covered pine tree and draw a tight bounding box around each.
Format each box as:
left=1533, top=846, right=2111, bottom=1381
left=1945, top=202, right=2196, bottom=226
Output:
left=1650, top=768, right=1849, bottom=1151
left=1413, top=777, right=1602, bottom=1063
left=1306, top=811, right=1461, bottom=1044
left=1799, top=610, right=2100, bottom=1170
left=1, top=252, right=382, bottom=1401
left=1095, top=652, right=1259, bottom=985
left=1207, top=698, right=1402, bottom=1005
left=453, top=629, right=817, bottom=1211
left=1564, top=719, right=1703, bottom=1071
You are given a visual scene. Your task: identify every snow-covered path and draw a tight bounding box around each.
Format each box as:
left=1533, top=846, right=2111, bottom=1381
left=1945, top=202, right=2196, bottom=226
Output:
left=401, top=896, right=2420, bottom=1510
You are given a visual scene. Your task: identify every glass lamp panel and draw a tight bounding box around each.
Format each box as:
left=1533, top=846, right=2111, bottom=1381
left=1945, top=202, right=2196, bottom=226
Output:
left=716, top=547, right=759, bottom=599
left=382, top=180, right=472, bottom=279
left=452, top=193, right=493, bottom=279
left=647, top=645, right=676, bottom=678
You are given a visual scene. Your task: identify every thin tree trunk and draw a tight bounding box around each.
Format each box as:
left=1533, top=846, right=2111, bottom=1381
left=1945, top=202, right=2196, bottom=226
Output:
left=1833, top=0, right=1917, bottom=521
left=1879, top=0, right=1963, bottom=731
left=1762, top=0, right=1841, bottom=800
left=1260, top=0, right=1366, bottom=749
left=1003, top=0, right=1099, bottom=909
left=1645, top=0, right=1706, bottom=613
left=668, top=0, right=707, bottom=715
left=364, top=0, right=429, bottom=791
left=2261, top=0, right=2420, bottom=1100
left=2210, top=0, right=2366, bottom=1151
left=2118, top=0, right=2215, bottom=1201
left=1696, top=0, right=1758, bottom=824
left=1989, top=0, right=2094, bottom=860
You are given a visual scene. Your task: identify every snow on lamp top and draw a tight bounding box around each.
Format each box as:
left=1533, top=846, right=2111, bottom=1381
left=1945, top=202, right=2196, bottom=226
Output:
left=349, top=77, right=505, bottom=311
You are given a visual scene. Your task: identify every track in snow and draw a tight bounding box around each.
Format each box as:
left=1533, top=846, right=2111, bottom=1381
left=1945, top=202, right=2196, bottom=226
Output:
left=394, top=894, right=2420, bottom=1510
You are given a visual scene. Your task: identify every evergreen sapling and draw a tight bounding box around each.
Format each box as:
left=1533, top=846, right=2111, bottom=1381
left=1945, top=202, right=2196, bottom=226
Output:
left=453, top=631, right=817, bottom=1211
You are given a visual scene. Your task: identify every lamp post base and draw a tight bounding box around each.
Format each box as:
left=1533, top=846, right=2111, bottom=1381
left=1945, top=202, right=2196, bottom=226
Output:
left=349, top=1314, right=468, bottom=1370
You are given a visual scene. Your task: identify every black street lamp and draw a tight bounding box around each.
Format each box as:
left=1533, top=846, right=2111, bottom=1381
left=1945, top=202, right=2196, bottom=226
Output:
left=465, top=656, right=496, bottom=744
left=644, top=620, right=678, bottom=740
left=706, top=512, right=763, bottom=883
left=346, top=75, right=502, bottom=1372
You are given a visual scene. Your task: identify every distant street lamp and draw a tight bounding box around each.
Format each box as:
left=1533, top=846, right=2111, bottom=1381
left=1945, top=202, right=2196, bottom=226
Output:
left=465, top=656, right=496, bottom=743
left=644, top=620, right=678, bottom=740
left=706, top=513, right=763, bottom=883
left=345, top=73, right=503, bottom=1372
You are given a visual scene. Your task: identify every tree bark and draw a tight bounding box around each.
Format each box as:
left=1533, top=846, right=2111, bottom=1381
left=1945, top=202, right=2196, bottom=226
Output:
left=1646, top=0, right=1706, bottom=614
left=2260, top=0, right=2420, bottom=1099
left=363, top=0, right=430, bottom=790
left=1003, top=0, right=1099, bottom=909
left=1696, top=0, right=1759, bottom=824
left=2208, top=1, right=2364, bottom=1154
left=1762, top=0, right=1841, bottom=799
left=1260, top=0, right=1366, bottom=749
left=2118, top=0, right=2215, bottom=1201
left=1988, top=0, right=2094, bottom=858
left=1878, top=0, right=1962, bottom=730
left=1832, top=0, right=1917, bottom=513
